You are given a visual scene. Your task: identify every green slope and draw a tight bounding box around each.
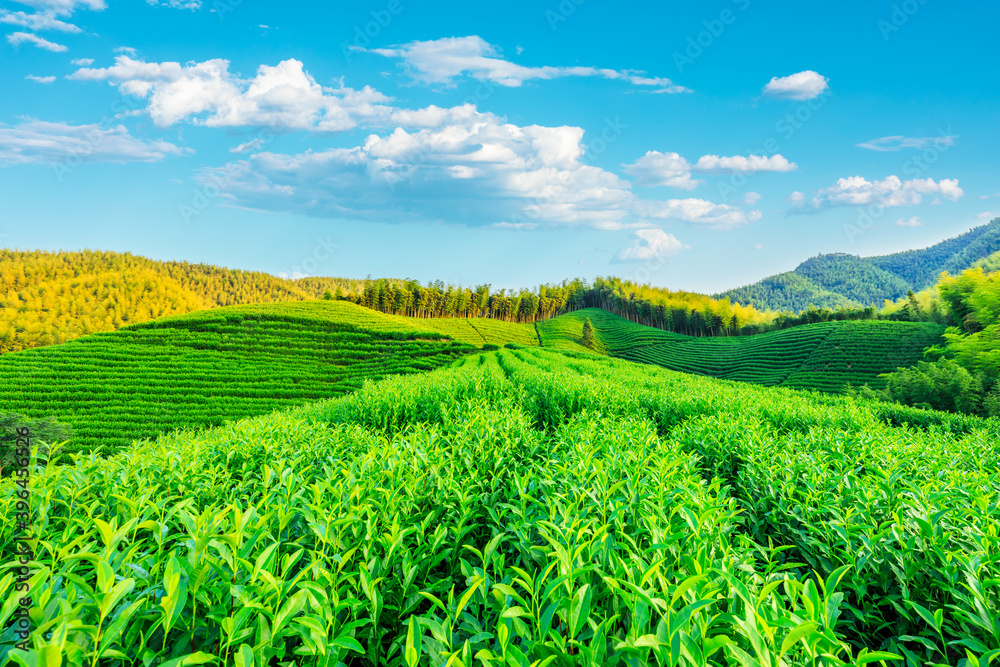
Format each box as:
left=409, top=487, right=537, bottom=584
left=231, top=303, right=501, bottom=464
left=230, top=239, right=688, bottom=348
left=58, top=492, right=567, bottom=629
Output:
left=0, top=301, right=473, bottom=453
left=4, top=347, right=997, bottom=665
left=719, top=217, right=1000, bottom=310
left=401, top=316, right=540, bottom=347
left=544, top=307, right=943, bottom=391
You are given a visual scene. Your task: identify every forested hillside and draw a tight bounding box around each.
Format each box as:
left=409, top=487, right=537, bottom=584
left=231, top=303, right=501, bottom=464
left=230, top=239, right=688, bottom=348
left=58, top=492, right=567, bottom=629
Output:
left=720, top=218, right=1000, bottom=310
left=0, top=250, right=775, bottom=353
left=0, top=250, right=329, bottom=352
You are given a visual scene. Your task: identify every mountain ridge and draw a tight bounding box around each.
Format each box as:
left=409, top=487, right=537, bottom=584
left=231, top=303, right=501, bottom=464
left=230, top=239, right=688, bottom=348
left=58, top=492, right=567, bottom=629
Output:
left=717, top=218, right=1000, bottom=311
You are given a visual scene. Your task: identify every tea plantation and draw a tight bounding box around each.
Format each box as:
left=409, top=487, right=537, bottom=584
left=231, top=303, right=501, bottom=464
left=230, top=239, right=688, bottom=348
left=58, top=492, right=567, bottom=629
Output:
left=549, top=308, right=944, bottom=391
left=0, top=301, right=474, bottom=453
left=0, top=302, right=945, bottom=457
left=2, top=347, right=998, bottom=665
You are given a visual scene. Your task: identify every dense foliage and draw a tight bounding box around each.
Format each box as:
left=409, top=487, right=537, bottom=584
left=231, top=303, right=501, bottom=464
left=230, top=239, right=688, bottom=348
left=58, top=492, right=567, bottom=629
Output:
left=336, top=276, right=775, bottom=337
left=719, top=218, right=1000, bottom=311
left=872, top=267, right=1000, bottom=415
left=0, top=302, right=472, bottom=453
left=2, top=348, right=998, bottom=665
left=0, top=249, right=344, bottom=353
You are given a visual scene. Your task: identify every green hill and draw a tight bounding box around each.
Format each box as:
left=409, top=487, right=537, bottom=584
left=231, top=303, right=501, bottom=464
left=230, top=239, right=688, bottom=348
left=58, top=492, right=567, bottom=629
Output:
left=719, top=217, right=1000, bottom=310
left=4, top=346, right=997, bottom=666
left=401, top=316, right=540, bottom=347
left=0, top=301, right=473, bottom=453
left=545, top=308, right=943, bottom=391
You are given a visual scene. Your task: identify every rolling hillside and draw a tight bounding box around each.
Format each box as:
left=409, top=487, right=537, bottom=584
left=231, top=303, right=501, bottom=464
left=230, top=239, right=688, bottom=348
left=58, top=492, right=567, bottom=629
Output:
left=0, top=249, right=354, bottom=353
left=719, top=217, right=1000, bottom=310
left=0, top=301, right=473, bottom=453
left=0, top=301, right=945, bottom=456
left=546, top=308, right=944, bottom=391
left=3, top=347, right=997, bottom=666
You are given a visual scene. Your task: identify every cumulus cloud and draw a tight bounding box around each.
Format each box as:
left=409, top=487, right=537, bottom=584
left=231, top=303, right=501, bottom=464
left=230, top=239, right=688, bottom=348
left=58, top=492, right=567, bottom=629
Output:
left=7, top=31, right=67, bottom=51
left=614, top=228, right=687, bottom=262
left=631, top=198, right=762, bottom=229
left=26, top=74, right=56, bottom=83
left=692, top=154, right=797, bottom=173
left=624, top=151, right=796, bottom=189
left=0, top=9, right=81, bottom=32
left=0, top=119, right=188, bottom=165
left=857, top=134, right=957, bottom=151
left=895, top=216, right=922, bottom=227
left=69, top=56, right=396, bottom=130
left=795, top=175, right=964, bottom=209
left=70, top=56, right=93, bottom=65
left=624, top=151, right=700, bottom=190
left=369, top=36, right=689, bottom=92
left=762, top=70, right=829, bottom=100
left=197, top=115, right=638, bottom=229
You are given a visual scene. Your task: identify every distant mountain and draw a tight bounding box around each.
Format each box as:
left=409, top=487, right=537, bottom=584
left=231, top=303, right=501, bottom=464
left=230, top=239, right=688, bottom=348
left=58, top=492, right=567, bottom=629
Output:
left=718, top=218, right=1000, bottom=311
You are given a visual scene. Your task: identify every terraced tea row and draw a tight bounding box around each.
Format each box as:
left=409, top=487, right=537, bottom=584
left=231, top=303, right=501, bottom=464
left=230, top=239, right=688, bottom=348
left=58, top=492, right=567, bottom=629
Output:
left=551, top=309, right=945, bottom=392
left=0, top=302, right=473, bottom=453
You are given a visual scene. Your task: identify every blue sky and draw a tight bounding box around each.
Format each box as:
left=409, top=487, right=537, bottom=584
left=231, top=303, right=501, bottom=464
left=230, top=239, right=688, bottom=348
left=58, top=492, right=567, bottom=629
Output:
left=1, top=0, right=997, bottom=293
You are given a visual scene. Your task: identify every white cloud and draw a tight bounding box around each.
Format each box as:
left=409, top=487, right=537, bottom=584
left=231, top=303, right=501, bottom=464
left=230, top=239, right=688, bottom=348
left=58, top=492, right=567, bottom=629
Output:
left=230, top=138, right=265, bottom=154
left=0, top=119, right=188, bottom=165
left=369, top=36, right=689, bottom=92
left=797, top=175, right=964, bottom=209
left=10, top=0, right=104, bottom=15
left=198, top=115, right=637, bottom=229
left=624, top=152, right=796, bottom=190
left=0, top=9, right=80, bottom=32
left=70, top=56, right=396, bottom=130
left=857, top=135, right=957, bottom=151
left=26, top=74, right=56, bottom=83
left=7, top=31, right=68, bottom=51
left=631, top=198, right=762, bottom=229
left=692, top=154, right=797, bottom=173
left=624, top=151, right=700, bottom=190
left=980, top=193, right=1000, bottom=200
left=113, top=46, right=137, bottom=55
left=978, top=211, right=996, bottom=220
left=146, top=0, right=201, bottom=9
left=70, top=56, right=93, bottom=65
left=895, top=216, right=922, bottom=227
left=614, top=228, right=687, bottom=262
left=762, top=70, right=829, bottom=100
left=743, top=192, right=762, bottom=205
